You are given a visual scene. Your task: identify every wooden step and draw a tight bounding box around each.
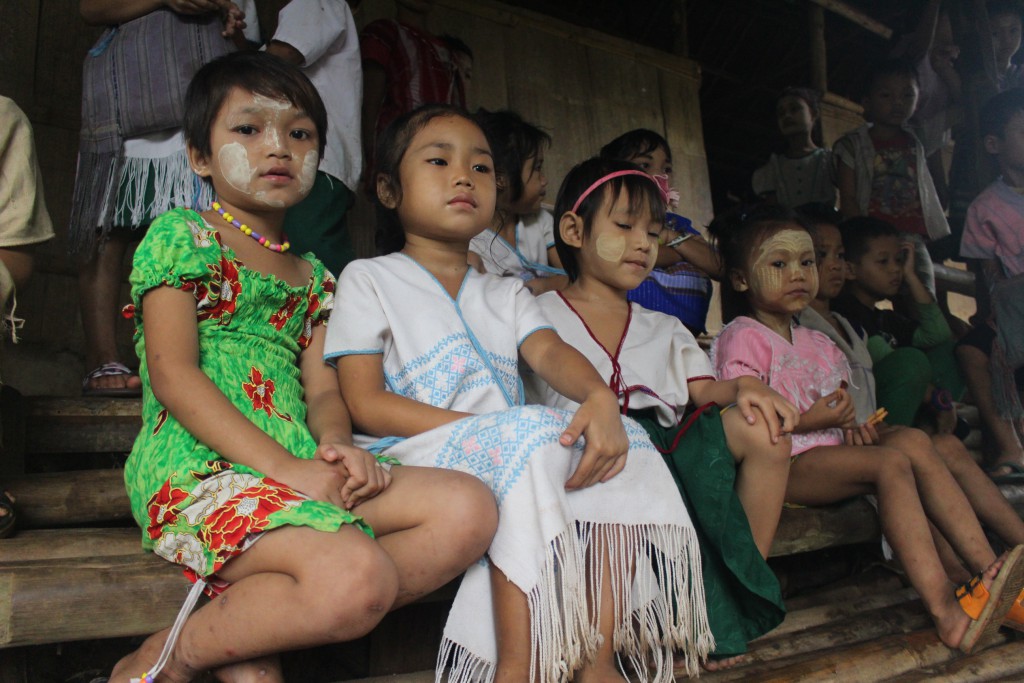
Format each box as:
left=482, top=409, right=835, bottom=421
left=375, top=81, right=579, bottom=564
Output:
left=6, top=469, right=130, bottom=527
left=769, top=497, right=880, bottom=557
left=884, top=637, right=1024, bottom=681
left=0, top=527, right=140, bottom=561
left=24, top=397, right=141, bottom=455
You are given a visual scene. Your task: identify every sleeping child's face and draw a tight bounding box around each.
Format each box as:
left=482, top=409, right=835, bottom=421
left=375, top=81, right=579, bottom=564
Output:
left=813, top=223, right=847, bottom=301
left=847, top=234, right=904, bottom=300
left=190, top=87, right=320, bottom=211
left=578, top=186, right=660, bottom=291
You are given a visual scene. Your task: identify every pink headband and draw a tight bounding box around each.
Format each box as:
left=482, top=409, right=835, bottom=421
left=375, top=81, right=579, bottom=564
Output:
left=571, top=170, right=664, bottom=214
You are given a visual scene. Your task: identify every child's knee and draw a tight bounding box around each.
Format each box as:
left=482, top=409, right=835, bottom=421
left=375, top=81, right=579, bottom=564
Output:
left=876, top=447, right=915, bottom=480
left=444, top=472, right=499, bottom=553
left=930, top=433, right=973, bottom=471
left=314, top=535, right=399, bottom=629
left=724, top=410, right=791, bottom=464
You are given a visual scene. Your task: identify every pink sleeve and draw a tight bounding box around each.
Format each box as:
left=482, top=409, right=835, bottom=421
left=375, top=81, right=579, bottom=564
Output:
left=712, top=322, right=772, bottom=383
left=960, top=198, right=998, bottom=261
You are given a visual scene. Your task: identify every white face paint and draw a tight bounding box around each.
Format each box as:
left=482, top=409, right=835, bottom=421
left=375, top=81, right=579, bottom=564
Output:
left=218, top=142, right=257, bottom=193
left=298, top=150, right=318, bottom=195
left=748, top=229, right=817, bottom=299
left=595, top=233, right=627, bottom=261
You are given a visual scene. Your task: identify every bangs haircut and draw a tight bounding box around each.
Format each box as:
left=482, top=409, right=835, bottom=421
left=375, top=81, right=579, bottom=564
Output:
left=708, top=203, right=812, bottom=322
left=861, top=57, right=919, bottom=99
left=553, top=157, right=666, bottom=283
left=778, top=86, right=821, bottom=118
left=599, top=129, right=672, bottom=165
left=184, top=51, right=328, bottom=159
left=839, top=216, right=901, bottom=263
left=373, top=103, right=479, bottom=254
left=474, top=109, right=550, bottom=203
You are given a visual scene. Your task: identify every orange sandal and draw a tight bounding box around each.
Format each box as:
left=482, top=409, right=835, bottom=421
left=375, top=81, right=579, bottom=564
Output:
left=957, top=544, right=1024, bottom=653
left=1003, top=587, right=1024, bottom=631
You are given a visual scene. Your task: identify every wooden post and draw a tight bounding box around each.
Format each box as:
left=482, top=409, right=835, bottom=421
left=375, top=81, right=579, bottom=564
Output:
left=808, top=4, right=827, bottom=95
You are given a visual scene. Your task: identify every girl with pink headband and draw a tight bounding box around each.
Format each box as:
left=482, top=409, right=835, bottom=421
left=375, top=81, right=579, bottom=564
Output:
left=527, top=156, right=798, bottom=670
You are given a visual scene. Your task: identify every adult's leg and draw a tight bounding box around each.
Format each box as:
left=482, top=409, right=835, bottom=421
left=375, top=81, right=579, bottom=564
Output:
left=109, top=525, right=399, bottom=682
left=956, top=343, right=1024, bottom=470
left=79, top=234, right=141, bottom=393
left=353, top=466, right=497, bottom=607
left=721, top=408, right=792, bottom=557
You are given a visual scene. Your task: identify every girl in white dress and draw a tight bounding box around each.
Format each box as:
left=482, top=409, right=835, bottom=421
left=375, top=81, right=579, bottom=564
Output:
left=326, top=105, right=710, bottom=682
left=526, top=157, right=796, bottom=667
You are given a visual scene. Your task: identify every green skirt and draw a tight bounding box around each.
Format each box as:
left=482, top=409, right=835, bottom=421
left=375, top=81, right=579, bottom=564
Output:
left=630, top=405, right=786, bottom=656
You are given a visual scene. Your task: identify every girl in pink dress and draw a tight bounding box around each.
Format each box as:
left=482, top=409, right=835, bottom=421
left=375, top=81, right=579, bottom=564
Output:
left=709, top=204, right=1024, bottom=654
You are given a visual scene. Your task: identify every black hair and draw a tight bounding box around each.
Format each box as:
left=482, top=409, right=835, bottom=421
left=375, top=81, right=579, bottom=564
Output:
left=795, top=202, right=842, bottom=227
left=599, top=129, right=672, bottom=166
left=707, top=203, right=812, bottom=323
left=184, top=51, right=328, bottom=160
left=980, top=87, right=1024, bottom=139
left=861, top=57, right=919, bottom=99
left=839, top=216, right=901, bottom=264
left=440, top=34, right=474, bottom=60
left=988, top=0, right=1024, bottom=20
left=372, top=103, right=480, bottom=255
left=777, top=86, right=821, bottom=118
left=553, top=157, right=666, bottom=283
left=473, top=109, right=550, bottom=204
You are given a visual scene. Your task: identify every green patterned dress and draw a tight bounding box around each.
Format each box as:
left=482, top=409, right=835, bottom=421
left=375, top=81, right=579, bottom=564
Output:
left=125, top=208, right=370, bottom=590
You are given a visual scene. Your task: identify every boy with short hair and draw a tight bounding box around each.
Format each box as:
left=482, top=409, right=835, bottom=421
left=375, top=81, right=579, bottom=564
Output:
left=833, top=216, right=964, bottom=431
left=957, top=87, right=1024, bottom=479
left=989, top=0, right=1024, bottom=91
left=834, top=58, right=950, bottom=295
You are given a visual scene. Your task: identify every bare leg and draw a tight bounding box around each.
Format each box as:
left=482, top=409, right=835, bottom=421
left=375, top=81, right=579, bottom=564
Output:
left=79, top=234, right=142, bottom=392
left=492, top=565, right=532, bottom=683
left=575, top=542, right=627, bottom=683
left=212, top=655, right=282, bottom=683
left=722, top=408, right=792, bottom=558
left=786, top=444, right=992, bottom=648
left=930, top=433, right=1024, bottom=549
left=109, top=525, right=399, bottom=682
left=353, top=466, right=497, bottom=607
left=956, top=344, right=1024, bottom=469
left=929, top=520, right=973, bottom=585
left=878, top=427, right=997, bottom=573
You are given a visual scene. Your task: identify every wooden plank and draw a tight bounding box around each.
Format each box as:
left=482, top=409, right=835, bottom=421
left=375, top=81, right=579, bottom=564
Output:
left=0, top=528, right=140, bottom=562
left=659, top=69, right=713, bottom=227
left=886, top=638, right=1024, bottom=681
left=430, top=4, right=509, bottom=112
left=769, top=497, right=881, bottom=557
left=808, top=0, right=893, bottom=40
left=6, top=470, right=131, bottom=528
left=24, top=397, right=141, bottom=454
left=585, top=47, right=664, bottom=148
left=760, top=587, right=918, bottom=640
left=0, top=554, right=188, bottom=647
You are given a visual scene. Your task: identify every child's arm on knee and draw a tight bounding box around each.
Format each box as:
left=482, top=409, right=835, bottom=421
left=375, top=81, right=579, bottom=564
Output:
left=143, top=286, right=351, bottom=508
left=335, top=354, right=472, bottom=438
left=689, top=377, right=799, bottom=443
left=520, top=329, right=628, bottom=490
left=301, top=326, right=391, bottom=508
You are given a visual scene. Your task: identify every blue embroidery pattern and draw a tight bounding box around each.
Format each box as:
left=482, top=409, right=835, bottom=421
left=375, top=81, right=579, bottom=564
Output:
left=385, top=332, right=519, bottom=406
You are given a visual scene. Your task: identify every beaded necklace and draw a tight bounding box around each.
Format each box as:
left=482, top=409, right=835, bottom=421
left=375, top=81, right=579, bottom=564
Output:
left=212, top=201, right=291, bottom=253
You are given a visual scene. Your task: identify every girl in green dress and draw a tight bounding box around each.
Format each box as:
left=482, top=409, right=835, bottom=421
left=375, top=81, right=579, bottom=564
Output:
left=110, top=52, right=497, bottom=683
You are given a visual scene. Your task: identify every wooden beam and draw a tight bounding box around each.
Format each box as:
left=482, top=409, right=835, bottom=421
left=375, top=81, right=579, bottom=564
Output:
left=6, top=469, right=131, bottom=528
left=769, top=497, right=881, bottom=557
left=808, top=4, right=828, bottom=94
left=807, top=0, right=893, bottom=40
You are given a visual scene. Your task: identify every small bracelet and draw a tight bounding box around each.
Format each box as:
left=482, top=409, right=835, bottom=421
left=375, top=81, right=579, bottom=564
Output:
left=665, top=233, right=694, bottom=249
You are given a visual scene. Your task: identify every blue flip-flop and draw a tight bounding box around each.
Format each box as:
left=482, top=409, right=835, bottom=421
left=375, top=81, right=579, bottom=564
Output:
left=986, top=461, right=1024, bottom=484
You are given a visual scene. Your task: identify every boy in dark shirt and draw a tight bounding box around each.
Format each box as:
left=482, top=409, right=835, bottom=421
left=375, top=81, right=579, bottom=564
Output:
left=834, top=216, right=964, bottom=430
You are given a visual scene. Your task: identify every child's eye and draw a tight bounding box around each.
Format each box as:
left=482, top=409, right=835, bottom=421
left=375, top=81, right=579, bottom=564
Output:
left=234, top=125, right=258, bottom=135
left=771, top=260, right=786, bottom=268
left=636, top=162, right=650, bottom=170
left=427, top=158, right=448, bottom=166
left=647, top=230, right=661, bottom=238
left=615, top=222, right=632, bottom=231
left=802, top=258, right=816, bottom=267
left=473, top=163, right=491, bottom=174
left=290, top=129, right=312, bottom=141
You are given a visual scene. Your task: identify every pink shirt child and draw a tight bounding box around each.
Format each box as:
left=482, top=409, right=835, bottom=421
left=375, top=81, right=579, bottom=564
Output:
left=960, top=178, right=1024, bottom=278
left=711, top=316, right=850, bottom=456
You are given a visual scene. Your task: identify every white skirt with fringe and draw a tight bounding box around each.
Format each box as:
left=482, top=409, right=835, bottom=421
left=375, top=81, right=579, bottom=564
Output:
left=375, top=405, right=713, bottom=682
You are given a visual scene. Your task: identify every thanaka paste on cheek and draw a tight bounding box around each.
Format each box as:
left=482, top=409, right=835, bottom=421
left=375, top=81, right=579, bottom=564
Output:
left=748, top=229, right=815, bottom=297
left=219, top=142, right=256, bottom=193
left=595, top=234, right=626, bottom=261
left=298, top=150, right=318, bottom=194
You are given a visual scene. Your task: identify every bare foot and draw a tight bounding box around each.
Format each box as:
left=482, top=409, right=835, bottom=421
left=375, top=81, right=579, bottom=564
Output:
left=574, top=661, right=628, bottom=683
left=703, top=654, right=746, bottom=671
left=213, top=656, right=283, bottom=683
left=933, top=553, right=1005, bottom=649
left=108, top=629, right=196, bottom=683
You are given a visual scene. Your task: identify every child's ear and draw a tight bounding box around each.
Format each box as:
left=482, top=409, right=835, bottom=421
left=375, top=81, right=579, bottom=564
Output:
left=495, top=172, right=508, bottom=194
left=728, top=268, right=749, bottom=292
left=187, top=144, right=212, bottom=179
left=984, top=133, right=1002, bottom=156
left=845, top=259, right=859, bottom=281
left=377, top=174, right=399, bottom=209
left=559, top=211, right=584, bottom=248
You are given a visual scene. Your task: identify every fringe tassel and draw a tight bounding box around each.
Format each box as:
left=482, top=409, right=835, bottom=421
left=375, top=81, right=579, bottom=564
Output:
left=68, top=148, right=211, bottom=258
left=439, top=521, right=711, bottom=683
